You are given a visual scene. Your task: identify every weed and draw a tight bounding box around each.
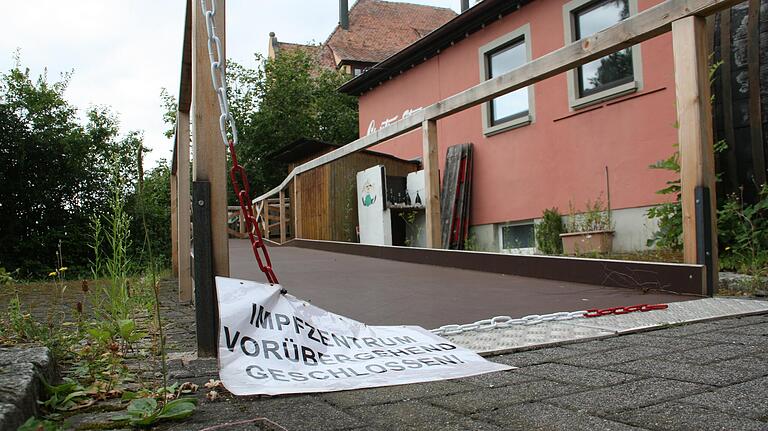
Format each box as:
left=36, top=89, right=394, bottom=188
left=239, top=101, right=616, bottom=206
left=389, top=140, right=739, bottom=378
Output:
left=17, top=417, right=64, bottom=431
left=566, top=196, right=612, bottom=233
left=99, top=154, right=134, bottom=322
left=718, top=185, right=768, bottom=276
left=464, top=234, right=480, bottom=251
left=112, top=397, right=197, bottom=427
left=0, top=266, right=18, bottom=285
left=399, top=210, right=423, bottom=247
left=39, top=377, right=92, bottom=412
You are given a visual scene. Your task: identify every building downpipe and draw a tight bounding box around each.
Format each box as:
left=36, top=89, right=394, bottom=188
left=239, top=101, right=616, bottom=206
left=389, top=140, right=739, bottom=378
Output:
left=340, top=0, right=349, bottom=30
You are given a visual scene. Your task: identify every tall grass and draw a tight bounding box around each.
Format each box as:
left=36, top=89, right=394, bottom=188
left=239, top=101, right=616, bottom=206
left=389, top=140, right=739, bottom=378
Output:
left=93, top=155, right=133, bottom=322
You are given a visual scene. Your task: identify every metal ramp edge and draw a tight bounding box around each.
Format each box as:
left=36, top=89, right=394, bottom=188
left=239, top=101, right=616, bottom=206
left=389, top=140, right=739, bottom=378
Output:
left=443, top=298, right=768, bottom=356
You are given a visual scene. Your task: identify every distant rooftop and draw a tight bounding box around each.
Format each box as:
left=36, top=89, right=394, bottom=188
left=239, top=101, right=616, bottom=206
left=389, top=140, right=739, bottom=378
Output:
left=269, top=0, right=457, bottom=71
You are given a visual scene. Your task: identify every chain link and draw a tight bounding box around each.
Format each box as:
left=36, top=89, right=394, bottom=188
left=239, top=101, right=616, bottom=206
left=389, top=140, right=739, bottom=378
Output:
left=431, top=304, right=668, bottom=336
left=431, top=310, right=587, bottom=336
left=199, top=0, right=279, bottom=286
left=583, top=303, right=668, bottom=318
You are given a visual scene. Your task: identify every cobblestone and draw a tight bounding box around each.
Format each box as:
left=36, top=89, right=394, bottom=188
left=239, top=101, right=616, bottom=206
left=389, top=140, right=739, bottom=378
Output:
left=151, top=284, right=768, bottom=431
left=7, top=280, right=768, bottom=430
left=475, top=402, right=642, bottom=431
left=610, top=401, right=768, bottom=431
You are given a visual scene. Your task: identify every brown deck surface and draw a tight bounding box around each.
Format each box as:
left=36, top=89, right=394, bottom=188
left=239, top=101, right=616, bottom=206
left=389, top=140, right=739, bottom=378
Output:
left=229, top=239, right=690, bottom=329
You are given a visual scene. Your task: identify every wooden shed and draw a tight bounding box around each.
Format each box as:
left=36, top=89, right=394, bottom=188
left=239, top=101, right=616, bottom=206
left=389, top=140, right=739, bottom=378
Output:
left=268, top=139, right=420, bottom=242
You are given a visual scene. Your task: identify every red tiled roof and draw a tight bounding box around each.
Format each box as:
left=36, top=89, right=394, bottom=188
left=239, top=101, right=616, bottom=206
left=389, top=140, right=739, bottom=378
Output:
left=274, top=42, right=337, bottom=68
left=327, top=0, right=457, bottom=64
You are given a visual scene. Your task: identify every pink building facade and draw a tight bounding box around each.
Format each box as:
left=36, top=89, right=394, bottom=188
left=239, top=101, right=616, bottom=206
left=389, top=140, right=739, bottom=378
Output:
left=341, top=0, right=678, bottom=253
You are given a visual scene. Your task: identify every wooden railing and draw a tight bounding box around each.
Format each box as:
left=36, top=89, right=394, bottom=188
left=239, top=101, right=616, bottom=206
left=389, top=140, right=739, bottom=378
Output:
left=227, top=197, right=291, bottom=242
left=252, top=0, right=734, bottom=288
left=171, top=0, right=739, bottom=302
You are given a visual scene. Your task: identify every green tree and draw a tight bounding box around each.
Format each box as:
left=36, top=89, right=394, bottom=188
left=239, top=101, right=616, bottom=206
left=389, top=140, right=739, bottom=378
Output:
left=161, top=50, right=359, bottom=199
left=129, top=158, right=172, bottom=269
left=230, top=50, right=359, bottom=196
left=0, top=62, right=123, bottom=277
left=0, top=58, right=170, bottom=278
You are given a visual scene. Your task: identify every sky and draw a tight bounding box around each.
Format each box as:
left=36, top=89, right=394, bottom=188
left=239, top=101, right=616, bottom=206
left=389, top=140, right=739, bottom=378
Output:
left=1, top=0, right=461, bottom=168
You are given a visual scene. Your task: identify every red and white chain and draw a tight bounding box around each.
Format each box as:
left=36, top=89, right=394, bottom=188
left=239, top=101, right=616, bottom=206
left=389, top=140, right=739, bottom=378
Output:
left=199, top=0, right=279, bottom=285
left=431, top=303, right=669, bottom=336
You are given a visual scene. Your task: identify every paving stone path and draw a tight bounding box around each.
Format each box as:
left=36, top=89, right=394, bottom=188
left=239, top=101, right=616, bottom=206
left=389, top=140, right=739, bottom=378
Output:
left=154, top=281, right=768, bottom=431
left=5, top=281, right=768, bottom=430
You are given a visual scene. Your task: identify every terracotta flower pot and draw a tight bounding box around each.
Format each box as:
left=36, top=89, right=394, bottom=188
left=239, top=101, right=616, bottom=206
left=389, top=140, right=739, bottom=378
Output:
left=560, top=230, right=614, bottom=255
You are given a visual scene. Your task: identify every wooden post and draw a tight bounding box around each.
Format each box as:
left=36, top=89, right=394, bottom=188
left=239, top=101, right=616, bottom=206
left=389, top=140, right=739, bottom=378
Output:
left=747, top=0, right=766, bottom=187
left=293, top=175, right=302, bottom=239
left=239, top=211, right=246, bottom=235
left=177, top=111, right=193, bottom=303
left=192, top=181, right=217, bottom=357
left=263, top=200, right=270, bottom=240
left=673, top=16, right=718, bottom=294
left=422, top=120, right=441, bottom=249
left=719, top=9, right=739, bottom=191
left=192, top=0, right=229, bottom=277
left=279, top=189, right=287, bottom=243
left=170, top=172, right=179, bottom=275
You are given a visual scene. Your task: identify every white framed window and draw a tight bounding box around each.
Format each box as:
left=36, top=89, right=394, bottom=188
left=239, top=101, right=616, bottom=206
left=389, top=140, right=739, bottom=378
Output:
left=563, top=0, right=643, bottom=109
left=478, top=24, right=535, bottom=136
left=499, top=221, right=536, bottom=254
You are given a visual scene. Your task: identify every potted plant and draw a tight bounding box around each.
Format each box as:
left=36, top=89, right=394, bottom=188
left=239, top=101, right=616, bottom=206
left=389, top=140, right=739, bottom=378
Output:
left=560, top=196, right=614, bottom=255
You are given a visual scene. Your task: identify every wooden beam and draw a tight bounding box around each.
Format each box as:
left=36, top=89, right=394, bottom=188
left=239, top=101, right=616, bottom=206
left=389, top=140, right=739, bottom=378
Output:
left=254, top=0, right=743, bottom=203
left=673, top=15, right=718, bottom=293
left=177, top=110, right=192, bottom=303
left=747, top=0, right=766, bottom=186
left=719, top=9, right=739, bottom=191
left=178, top=0, right=193, bottom=112
left=192, top=0, right=229, bottom=277
left=170, top=171, right=179, bottom=275
left=279, top=189, right=287, bottom=244
left=422, top=120, right=441, bottom=249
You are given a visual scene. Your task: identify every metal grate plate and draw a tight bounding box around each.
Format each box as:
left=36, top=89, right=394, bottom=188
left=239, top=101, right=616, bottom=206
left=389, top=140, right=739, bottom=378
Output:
left=444, top=298, right=768, bottom=355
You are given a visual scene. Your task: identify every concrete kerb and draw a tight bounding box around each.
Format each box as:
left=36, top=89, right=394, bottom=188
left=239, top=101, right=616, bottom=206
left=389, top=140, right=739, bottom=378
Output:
left=0, top=346, right=57, bottom=430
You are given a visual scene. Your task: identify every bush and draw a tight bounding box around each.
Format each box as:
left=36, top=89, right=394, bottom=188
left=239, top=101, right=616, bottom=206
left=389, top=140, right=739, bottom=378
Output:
left=718, top=185, right=768, bottom=275
left=536, top=208, right=564, bottom=254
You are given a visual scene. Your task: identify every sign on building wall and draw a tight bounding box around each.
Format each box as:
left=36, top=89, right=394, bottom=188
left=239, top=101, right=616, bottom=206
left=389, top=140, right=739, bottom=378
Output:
left=216, top=277, right=513, bottom=396
left=366, top=107, right=424, bottom=135
left=357, top=165, right=392, bottom=245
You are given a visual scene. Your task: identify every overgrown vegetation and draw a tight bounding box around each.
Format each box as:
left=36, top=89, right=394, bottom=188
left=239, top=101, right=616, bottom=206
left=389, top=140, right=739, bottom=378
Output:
left=1, top=150, right=196, bottom=428
left=648, top=142, right=768, bottom=276
left=645, top=58, right=766, bottom=276
left=1, top=55, right=191, bottom=428
left=717, top=185, right=768, bottom=275
left=0, top=56, right=171, bottom=279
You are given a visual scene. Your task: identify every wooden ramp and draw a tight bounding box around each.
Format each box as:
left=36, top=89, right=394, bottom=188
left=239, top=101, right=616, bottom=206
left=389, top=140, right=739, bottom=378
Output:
left=228, top=239, right=697, bottom=329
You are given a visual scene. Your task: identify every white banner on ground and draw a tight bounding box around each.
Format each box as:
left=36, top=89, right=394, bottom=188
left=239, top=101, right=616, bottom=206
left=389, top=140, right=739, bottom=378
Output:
left=215, top=277, right=513, bottom=396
